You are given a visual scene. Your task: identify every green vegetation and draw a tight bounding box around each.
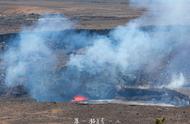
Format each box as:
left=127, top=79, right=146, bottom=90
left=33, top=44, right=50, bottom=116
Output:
left=155, top=117, right=166, bottom=124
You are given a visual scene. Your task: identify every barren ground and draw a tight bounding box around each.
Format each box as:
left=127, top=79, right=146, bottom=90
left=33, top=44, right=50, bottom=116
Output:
left=0, top=0, right=190, bottom=124
left=0, top=97, right=190, bottom=124
left=0, top=0, right=143, bottom=33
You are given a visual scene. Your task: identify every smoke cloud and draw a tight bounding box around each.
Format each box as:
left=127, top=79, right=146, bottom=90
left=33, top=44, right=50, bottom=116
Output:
left=3, top=1, right=190, bottom=101
left=167, top=73, right=186, bottom=89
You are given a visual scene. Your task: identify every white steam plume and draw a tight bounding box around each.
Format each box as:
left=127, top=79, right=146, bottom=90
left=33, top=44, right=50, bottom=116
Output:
left=3, top=1, right=190, bottom=101
left=167, top=73, right=186, bottom=89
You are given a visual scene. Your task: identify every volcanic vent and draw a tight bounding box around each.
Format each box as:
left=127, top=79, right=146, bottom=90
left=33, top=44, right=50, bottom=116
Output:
left=0, top=25, right=189, bottom=106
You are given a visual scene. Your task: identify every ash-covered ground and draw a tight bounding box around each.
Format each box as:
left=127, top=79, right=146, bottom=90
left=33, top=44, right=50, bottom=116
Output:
left=0, top=0, right=190, bottom=124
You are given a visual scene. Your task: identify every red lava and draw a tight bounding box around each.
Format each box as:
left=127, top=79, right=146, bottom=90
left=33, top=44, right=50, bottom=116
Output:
left=72, top=95, right=88, bottom=102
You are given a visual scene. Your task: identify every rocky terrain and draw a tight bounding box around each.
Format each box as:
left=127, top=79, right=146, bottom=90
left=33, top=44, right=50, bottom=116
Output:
left=0, top=0, right=143, bottom=33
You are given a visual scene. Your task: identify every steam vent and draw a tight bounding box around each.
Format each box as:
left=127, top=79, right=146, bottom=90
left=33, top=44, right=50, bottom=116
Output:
left=1, top=0, right=190, bottom=124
